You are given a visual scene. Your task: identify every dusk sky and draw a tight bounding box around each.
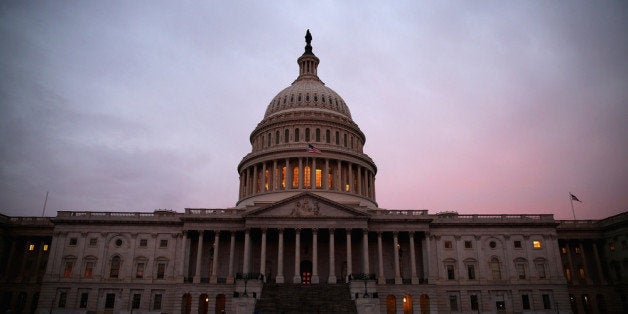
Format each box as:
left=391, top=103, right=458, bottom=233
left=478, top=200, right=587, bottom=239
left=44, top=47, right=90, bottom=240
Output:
left=1, top=1, right=627, bottom=220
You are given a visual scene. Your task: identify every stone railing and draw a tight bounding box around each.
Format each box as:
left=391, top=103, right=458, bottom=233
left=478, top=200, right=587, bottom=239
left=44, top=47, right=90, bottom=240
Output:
left=8, top=216, right=53, bottom=225
left=185, top=208, right=242, bottom=215
left=434, top=214, right=555, bottom=223
left=369, top=209, right=429, bottom=216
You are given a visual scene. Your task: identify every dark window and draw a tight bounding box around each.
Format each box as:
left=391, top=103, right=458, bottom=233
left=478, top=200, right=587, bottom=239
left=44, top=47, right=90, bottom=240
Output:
left=305, top=128, right=310, bottom=142
left=470, top=295, right=479, bottom=311
left=115, top=239, right=123, bottom=247
left=514, top=240, right=522, bottom=248
left=64, top=261, right=73, bottom=278
left=522, top=295, right=531, bottom=310
left=157, top=263, right=166, bottom=279
left=496, top=301, right=505, bottom=311
left=89, top=238, right=97, bottom=246
left=444, top=241, right=453, bottom=249
left=335, top=131, right=339, bottom=145
left=79, top=292, right=88, bottom=308
left=285, top=129, right=289, bottom=143
left=298, top=94, right=302, bottom=102
left=159, top=239, right=168, bottom=248
left=464, top=241, right=472, bottom=248
left=489, top=241, right=497, bottom=248
left=58, top=291, right=67, bottom=308
left=306, top=94, right=309, bottom=102
left=447, top=265, right=455, bottom=280
left=295, top=129, right=300, bottom=142
left=275, top=131, right=280, bottom=145
left=136, top=262, right=145, bottom=278
left=153, top=294, right=163, bottom=310
left=316, top=129, right=320, bottom=142
left=449, top=295, right=458, bottom=311
left=84, top=261, right=94, bottom=278
left=543, top=294, right=551, bottom=309
left=467, top=265, right=476, bottom=280
left=105, top=293, right=115, bottom=309
left=290, top=95, right=294, bottom=102
left=132, top=294, right=141, bottom=309
left=267, top=133, right=271, bottom=146
left=69, top=238, right=77, bottom=246
left=343, top=134, right=347, bottom=147
left=139, top=239, right=147, bottom=247
left=350, top=136, right=353, bottom=149
left=326, top=130, right=330, bottom=143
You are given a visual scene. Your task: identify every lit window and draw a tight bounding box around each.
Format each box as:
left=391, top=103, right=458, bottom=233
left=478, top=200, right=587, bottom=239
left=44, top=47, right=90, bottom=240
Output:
left=345, top=184, right=350, bottom=191
left=43, top=244, right=49, bottom=251
left=579, top=267, right=585, bottom=279
left=281, top=166, right=286, bottom=188
left=315, top=169, right=322, bottom=188
left=610, top=243, right=615, bottom=251
left=561, top=247, right=567, bottom=254
left=304, top=166, right=311, bottom=187
left=574, top=246, right=581, bottom=254
left=28, top=244, right=35, bottom=251
left=533, top=240, right=542, bottom=249
left=292, top=167, right=299, bottom=188
left=64, top=261, right=73, bottom=278
left=564, top=267, right=571, bottom=281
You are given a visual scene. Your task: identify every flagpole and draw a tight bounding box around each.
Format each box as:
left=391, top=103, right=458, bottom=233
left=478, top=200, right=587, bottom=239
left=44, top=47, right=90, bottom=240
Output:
left=569, top=192, right=576, bottom=220
left=42, top=191, right=49, bottom=217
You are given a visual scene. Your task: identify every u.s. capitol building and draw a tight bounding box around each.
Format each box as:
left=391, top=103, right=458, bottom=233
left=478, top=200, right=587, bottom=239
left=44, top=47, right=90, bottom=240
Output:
left=1, top=31, right=626, bottom=314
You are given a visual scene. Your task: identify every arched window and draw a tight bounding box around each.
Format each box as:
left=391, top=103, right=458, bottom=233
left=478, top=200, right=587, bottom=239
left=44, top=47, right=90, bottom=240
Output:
left=403, top=294, right=413, bottom=314
left=110, top=256, right=121, bottom=278
left=275, top=130, right=280, bottom=145
left=181, top=293, right=192, bottom=314
left=335, top=131, right=340, bottom=145
left=284, top=129, right=289, bottom=143
left=326, top=129, right=330, bottom=143
left=267, top=133, right=271, bottom=147
left=298, top=94, right=302, bottom=102
left=386, top=295, right=396, bottom=314
left=295, top=128, right=300, bottom=142
left=316, top=129, right=320, bottom=142
left=305, top=128, right=310, bottom=142
left=490, top=257, right=501, bottom=280
left=344, top=134, right=347, bottom=147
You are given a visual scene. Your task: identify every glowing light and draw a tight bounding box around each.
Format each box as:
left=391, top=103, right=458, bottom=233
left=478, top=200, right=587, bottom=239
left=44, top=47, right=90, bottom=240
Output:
left=403, top=297, right=407, bottom=303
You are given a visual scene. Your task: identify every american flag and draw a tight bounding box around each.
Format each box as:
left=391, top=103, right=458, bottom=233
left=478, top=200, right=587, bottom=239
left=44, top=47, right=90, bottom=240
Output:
left=306, top=143, right=322, bottom=154
left=570, top=193, right=581, bottom=202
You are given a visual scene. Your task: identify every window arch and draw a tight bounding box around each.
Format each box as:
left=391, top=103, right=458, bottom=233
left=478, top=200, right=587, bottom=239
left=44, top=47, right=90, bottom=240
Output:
left=83, top=255, right=97, bottom=278
left=110, top=255, right=121, bottom=278
left=275, top=130, right=280, bottom=145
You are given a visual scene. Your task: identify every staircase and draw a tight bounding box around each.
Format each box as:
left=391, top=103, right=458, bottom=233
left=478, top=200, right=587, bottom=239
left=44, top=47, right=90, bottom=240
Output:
left=255, top=283, right=357, bottom=314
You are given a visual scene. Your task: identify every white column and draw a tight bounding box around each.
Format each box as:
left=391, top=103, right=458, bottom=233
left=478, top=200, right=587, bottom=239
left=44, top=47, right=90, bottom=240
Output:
left=293, top=229, right=301, bottom=283
left=194, top=231, right=204, bottom=283
left=262, top=162, right=267, bottom=191
left=348, top=163, right=353, bottom=193
left=312, top=229, right=319, bottom=283
left=357, top=166, right=362, bottom=196
left=243, top=229, right=251, bottom=274
left=285, top=158, right=291, bottom=190
left=260, top=229, right=267, bottom=282
left=227, top=232, right=236, bottom=284
left=362, top=229, right=370, bottom=274
left=409, top=232, right=418, bottom=284
left=276, top=229, right=285, bottom=283
left=328, top=229, right=336, bottom=283
left=210, top=231, right=220, bottom=283
left=346, top=229, right=353, bottom=281
left=394, top=232, right=401, bottom=284
left=377, top=232, right=385, bottom=284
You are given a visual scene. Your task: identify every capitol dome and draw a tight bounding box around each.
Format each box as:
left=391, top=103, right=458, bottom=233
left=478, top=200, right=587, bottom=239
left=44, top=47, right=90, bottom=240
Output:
left=237, top=30, right=377, bottom=209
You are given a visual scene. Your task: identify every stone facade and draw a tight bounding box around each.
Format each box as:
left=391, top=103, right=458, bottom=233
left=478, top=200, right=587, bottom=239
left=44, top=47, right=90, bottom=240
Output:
left=1, top=31, right=626, bottom=314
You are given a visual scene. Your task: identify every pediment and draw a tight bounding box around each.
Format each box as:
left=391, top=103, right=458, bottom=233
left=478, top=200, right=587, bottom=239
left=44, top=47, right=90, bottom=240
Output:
left=245, top=193, right=369, bottom=219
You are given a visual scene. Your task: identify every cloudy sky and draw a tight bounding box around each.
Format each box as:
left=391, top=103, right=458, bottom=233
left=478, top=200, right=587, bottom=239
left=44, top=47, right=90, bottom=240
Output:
left=1, top=1, right=627, bottom=219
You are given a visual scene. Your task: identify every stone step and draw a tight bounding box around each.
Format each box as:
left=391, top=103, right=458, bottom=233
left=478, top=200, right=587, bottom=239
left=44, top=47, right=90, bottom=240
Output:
left=255, top=283, right=357, bottom=314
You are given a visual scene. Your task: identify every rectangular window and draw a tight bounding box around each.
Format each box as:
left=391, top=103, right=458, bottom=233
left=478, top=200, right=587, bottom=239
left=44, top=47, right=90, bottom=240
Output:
left=610, top=242, right=615, bottom=251
left=157, top=263, right=166, bottom=279
left=561, top=246, right=567, bottom=254
left=105, top=293, right=115, bottom=309
left=132, top=294, right=141, bottom=309
left=64, top=262, right=73, bottom=278
left=470, top=295, right=479, bottom=311
left=522, top=294, right=531, bottom=310
left=514, top=240, right=522, bottom=248
left=536, top=263, right=546, bottom=279
left=84, top=261, right=94, bottom=278
left=139, top=239, right=148, bottom=247
left=153, top=294, right=163, bottom=310
left=496, top=301, right=506, bottom=311
left=467, top=265, right=476, bottom=280
left=79, top=292, right=88, bottom=308
left=159, top=239, right=168, bottom=248
left=28, top=244, right=35, bottom=251
left=575, top=246, right=581, bottom=254
left=516, top=264, right=526, bottom=279
left=542, top=294, right=551, bottom=309
left=579, top=267, right=586, bottom=279
left=447, top=265, right=455, bottom=280
left=89, top=238, right=97, bottom=246
left=449, top=295, right=459, bottom=311
left=533, top=240, right=542, bottom=249
left=43, top=244, right=49, bottom=251
left=58, top=291, right=67, bottom=308
left=69, top=238, right=78, bottom=246
left=464, top=241, right=472, bottom=249
left=444, top=241, right=453, bottom=249
left=136, top=262, right=145, bottom=278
